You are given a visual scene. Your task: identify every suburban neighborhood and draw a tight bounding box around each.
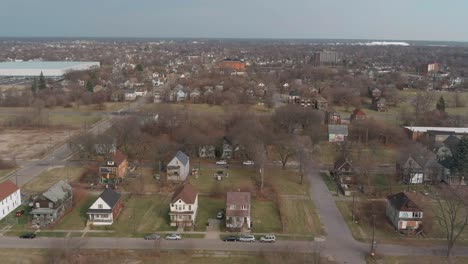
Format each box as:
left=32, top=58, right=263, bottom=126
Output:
left=0, top=6, right=468, bottom=263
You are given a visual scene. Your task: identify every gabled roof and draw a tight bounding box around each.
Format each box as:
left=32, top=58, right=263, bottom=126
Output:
left=328, top=125, right=348, bottom=135
left=175, top=151, right=189, bottom=166
left=0, top=180, right=19, bottom=201
left=226, top=192, right=251, bottom=205
left=387, top=192, right=421, bottom=212
left=443, top=135, right=461, bottom=151
left=171, top=183, right=198, bottom=204
left=43, top=180, right=72, bottom=203
left=98, top=188, right=121, bottom=209
left=334, top=156, right=353, bottom=171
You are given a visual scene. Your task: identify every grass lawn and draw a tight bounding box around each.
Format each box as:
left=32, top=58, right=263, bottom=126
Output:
left=367, top=255, right=468, bottom=264
left=0, top=168, right=14, bottom=181
left=56, top=195, right=98, bottom=230
left=49, top=113, right=101, bottom=129
left=191, top=165, right=256, bottom=193
left=22, top=166, right=85, bottom=193
left=282, top=199, right=325, bottom=235
left=321, top=171, right=337, bottom=193
left=0, top=249, right=328, bottom=264
left=194, top=196, right=224, bottom=231
left=251, top=200, right=282, bottom=233
left=124, top=167, right=160, bottom=193
left=268, top=168, right=309, bottom=196
left=0, top=204, right=31, bottom=231
left=97, top=194, right=175, bottom=237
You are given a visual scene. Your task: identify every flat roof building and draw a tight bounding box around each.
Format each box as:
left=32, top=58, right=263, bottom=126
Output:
left=0, top=61, right=100, bottom=78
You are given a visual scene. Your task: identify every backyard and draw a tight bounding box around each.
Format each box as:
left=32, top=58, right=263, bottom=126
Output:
left=22, top=166, right=85, bottom=193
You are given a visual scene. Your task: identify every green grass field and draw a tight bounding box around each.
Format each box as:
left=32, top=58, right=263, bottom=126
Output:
left=56, top=195, right=98, bottom=230
left=282, top=199, right=325, bottom=235
left=194, top=196, right=225, bottom=231
left=190, top=166, right=256, bottom=193
left=251, top=200, right=282, bottom=233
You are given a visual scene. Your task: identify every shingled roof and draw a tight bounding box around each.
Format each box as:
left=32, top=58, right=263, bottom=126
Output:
left=175, top=151, right=189, bottom=166
left=171, top=183, right=198, bottom=204
left=43, top=180, right=72, bottom=203
left=387, top=192, right=421, bottom=212
left=0, top=180, right=19, bottom=201
left=99, top=188, right=121, bottom=209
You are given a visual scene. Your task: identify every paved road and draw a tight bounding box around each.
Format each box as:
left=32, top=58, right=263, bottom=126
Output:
left=8, top=96, right=149, bottom=187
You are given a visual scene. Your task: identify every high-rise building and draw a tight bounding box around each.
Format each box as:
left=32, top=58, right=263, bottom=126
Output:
left=313, top=51, right=339, bottom=66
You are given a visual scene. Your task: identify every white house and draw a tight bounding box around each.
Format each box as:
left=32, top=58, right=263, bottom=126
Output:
left=169, top=184, right=198, bottom=227
left=124, top=90, right=137, bottom=101
left=166, top=151, right=190, bottom=181
left=386, top=192, right=423, bottom=232
left=0, top=180, right=21, bottom=221
left=86, top=188, right=123, bottom=226
left=176, top=89, right=187, bottom=102
left=226, top=192, right=251, bottom=230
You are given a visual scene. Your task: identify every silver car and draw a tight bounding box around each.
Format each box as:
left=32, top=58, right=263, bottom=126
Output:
left=239, top=235, right=256, bottom=242
left=165, top=234, right=182, bottom=240
left=144, top=233, right=160, bottom=240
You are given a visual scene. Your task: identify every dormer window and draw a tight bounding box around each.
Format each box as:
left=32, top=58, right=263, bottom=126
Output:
left=98, top=204, right=103, bottom=209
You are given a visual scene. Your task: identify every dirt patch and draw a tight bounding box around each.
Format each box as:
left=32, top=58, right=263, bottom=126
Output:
left=0, top=128, right=74, bottom=160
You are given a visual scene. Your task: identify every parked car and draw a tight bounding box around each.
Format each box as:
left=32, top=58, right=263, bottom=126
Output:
left=15, top=210, right=25, bottom=217
left=242, top=160, right=255, bottom=166
left=222, top=235, right=240, bottom=242
left=19, top=233, right=36, bottom=239
left=216, top=210, right=224, bottom=219
left=239, top=235, right=256, bottom=242
left=260, top=234, right=276, bottom=243
left=216, top=160, right=227, bottom=165
left=165, top=234, right=181, bottom=240
left=144, top=233, right=160, bottom=240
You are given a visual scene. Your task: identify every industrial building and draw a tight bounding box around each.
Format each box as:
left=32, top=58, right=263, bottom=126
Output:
left=0, top=61, right=100, bottom=78
left=313, top=51, right=339, bottom=66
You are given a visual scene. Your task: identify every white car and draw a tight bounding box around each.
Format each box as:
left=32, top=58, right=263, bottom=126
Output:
left=216, top=160, right=227, bottom=165
left=165, top=234, right=181, bottom=240
left=260, top=234, right=276, bottom=243
left=239, top=235, right=256, bottom=242
left=242, top=160, right=255, bottom=166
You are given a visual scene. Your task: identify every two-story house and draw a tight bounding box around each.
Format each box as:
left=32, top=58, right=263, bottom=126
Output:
left=86, top=188, right=123, bottom=226
left=333, top=157, right=356, bottom=184
left=226, top=192, right=251, bottom=230
left=167, top=151, right=190, bottom=181
left=169, top=184, right=198, bottom=227
left=386, top=192, right=423, bottom=232
left=99, top=150, right=128, bottom=185
left=396, top=152, right=445, bottom=184
left=30, top=180, right=72, bottom=227
left=0, top=180, right=21, bottom=221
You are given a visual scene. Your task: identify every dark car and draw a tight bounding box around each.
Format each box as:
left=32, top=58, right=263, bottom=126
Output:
left=144, top=233, right=160, bottom=240
left=15, top=210, right=25, bottom=217
left=19, top=233, right=36, bottom=239
left=222, top=235, right=239, bottom=242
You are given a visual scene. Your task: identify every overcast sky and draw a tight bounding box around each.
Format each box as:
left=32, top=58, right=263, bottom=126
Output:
left=1, top=0, right=467, bottom=41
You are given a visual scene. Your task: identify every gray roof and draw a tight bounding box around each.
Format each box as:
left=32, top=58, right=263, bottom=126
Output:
left=99, top=188, right=121, bottom=209
left=328, top=125, right=348, bottom=135
left=43, top=180, right=72, bottom=203
left=175, top=151, right=189, bottom=166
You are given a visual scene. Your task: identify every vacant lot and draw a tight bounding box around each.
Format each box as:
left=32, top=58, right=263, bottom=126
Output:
left=195, top=196, right=225, bottom=231
left=191, top=164, right=256, bottom=194
left=22, top=166, right=85, bottom=193
left=282, top=198, right=324, bottom=235
left=56, top=194, right=98, bottom=230
left=0, top=129, right=72, bottom=160
left=251, top=200, right=282, bottom=233
left=92, top=194, right=175, bottom=237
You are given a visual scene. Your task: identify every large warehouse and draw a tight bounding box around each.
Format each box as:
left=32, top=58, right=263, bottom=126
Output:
left=0, top=61, right=100, bottom=78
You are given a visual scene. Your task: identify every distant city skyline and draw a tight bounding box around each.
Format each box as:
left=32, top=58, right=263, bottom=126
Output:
left=2, top=0, right=468, bottom=42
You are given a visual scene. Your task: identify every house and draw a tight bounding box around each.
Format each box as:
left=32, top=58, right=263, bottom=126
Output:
left=175, top=89, right=187, bottom=102
left=86, top=188, right=123, bottom=226
left=189, top=88, right=201, bottom=102
left=169, top=184, right=198, bottom=227
left=396, top=152, right=445, bottom=184
left=350, top=109, right=366, bottom=122
left=226, top=192, right=251, bottom=230
left=124, top=89, right=137, bottom=101
left=198, top=145, right=216, bottom=159
left=386, top=192, right=423, bottom=232
left=311, top=95, right=328, bottom=111
left=328, top=125, right=348, bottom=142
left=326, top=111, right=341, bottom=125
left=333, top=157, right=356, bottom=184
left=370, top=88, right=382, bottom=99
left=30, top=180, right=72, bottom=227
left=221, top=137, right=235, bottom=159
left=0, top=180, right=21, bottom=221
left=167, top=151, right=190, bottom=181
left=288, top=90, right=301, bottom=104
left=99, top=150, right=128, bottom=185
left=374, top=98, right=388, bottom=112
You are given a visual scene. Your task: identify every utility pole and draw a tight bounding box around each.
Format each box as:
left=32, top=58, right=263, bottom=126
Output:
left=352, top=192, right=356, bottom=223
left=370, top=214, right=376, bottom=257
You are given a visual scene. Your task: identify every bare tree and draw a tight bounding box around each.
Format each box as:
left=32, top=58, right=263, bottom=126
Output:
left=432, top=186, right=468, bottom=258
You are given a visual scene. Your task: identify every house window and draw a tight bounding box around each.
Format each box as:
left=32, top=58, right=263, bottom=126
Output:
left=188, top=215, right=192, bottom=220
left=413, top=212, right=422, bottom=218
left=98, top=204, right=103, bottom=209
left=229, top=205, right=236, bottom=210
left=36, top=203, right=40, bottom=208
left=188, top=205, right=191, bottom=211
left=242, top=205, right=247, bottom=210
left=49, top=202, right=53, bottom=208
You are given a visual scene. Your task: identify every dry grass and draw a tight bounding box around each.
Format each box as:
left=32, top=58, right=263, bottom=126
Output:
left=22, top=166, right=85, bottom=193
